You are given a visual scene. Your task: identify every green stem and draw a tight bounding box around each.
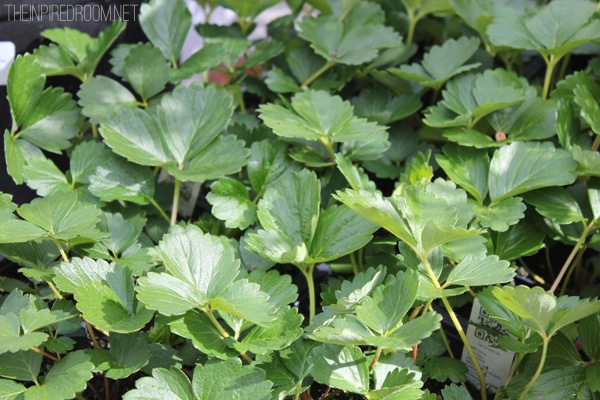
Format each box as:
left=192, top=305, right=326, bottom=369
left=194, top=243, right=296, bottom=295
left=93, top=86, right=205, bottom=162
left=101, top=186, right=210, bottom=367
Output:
left=293, top=382, right=303, bottom=400
left=170, top=178, right=182, bottom=226
left=91, top=123, right=98, bottom=139
left=541, top=55, right=559, bottom=100
left=557, top=53, right=571, bottom=83
left=299, top=264, right=316, bottom=323
left=147, top=196, right=171, bottom=223
left=204, top=307, right=253, bottom=363
left=559, top=245, right=586, bottom=296
left=47, top=281, right=63, bottom=300
left=591, top=134, right=600, bottom=152
left=405, top=9, right=419, bottom=45
left=369, top=347, right=383, bottom=370
left=518, top=336, right=549, bottom=400
left=438, top=324, right=455, bottom=358
left=320, top=137, right=336, bottom=160
left=349, top=252, right=359, bottom=276
left=30, top=346, right=60, bottom=362
left=301, top=61, right=335, bottom=88
left=550, top=221, right=596, bottom=293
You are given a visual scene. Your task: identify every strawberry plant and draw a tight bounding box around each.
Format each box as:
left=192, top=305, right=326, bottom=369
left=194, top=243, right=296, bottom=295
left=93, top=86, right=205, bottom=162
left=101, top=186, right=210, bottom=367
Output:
left=1, top=0, right=600, bottom=398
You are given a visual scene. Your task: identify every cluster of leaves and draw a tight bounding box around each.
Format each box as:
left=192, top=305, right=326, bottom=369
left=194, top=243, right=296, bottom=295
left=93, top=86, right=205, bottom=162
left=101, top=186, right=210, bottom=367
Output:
left=1, top=0, right=600, bottom=399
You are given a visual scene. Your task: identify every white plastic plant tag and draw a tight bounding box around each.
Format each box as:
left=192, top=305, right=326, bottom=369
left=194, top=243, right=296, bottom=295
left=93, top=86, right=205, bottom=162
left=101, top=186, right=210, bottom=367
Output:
left=461, top=298, right=515, bottom=391
left=0, top=41, right=16, bottom=86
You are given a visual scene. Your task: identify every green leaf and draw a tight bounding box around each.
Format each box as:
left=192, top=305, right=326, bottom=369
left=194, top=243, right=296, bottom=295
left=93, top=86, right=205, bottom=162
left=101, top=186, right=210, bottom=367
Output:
left=522, top=187, right=585, bottom=225
left=298, top=15, right=401, bottom=65
left=234, top=307, right=304, bottom=354
left=486, top=97, right=557, bottom=142
left=139, top=0, right=192, bottom=63
left=218, top=0, right=280, bottom=19
left=0, top=219, right=47, bottom=243
left=0, top=313, right=48, bottom=354
left=168, top=310, right=238, bottom=359
left=17, top=191, right=103, bottom=242
left=310, top=344, right=369, bottom=394
left=444, top=254, right=514, bottom=287
left=22, top=156, right=70, bottom=196
left=441, top=383, right=473, bottom=400
left=308, top=204, right=377, bottom=263
left=336, top=153, right=378, bottom=193
left=170, top=42, right=223, bottom=82
left=87, top=332, right=151, bottom=379
left=259, top=89, right=387, bottom=144
left=123, top=367, right=194, bottom=400
left=69, top=141, right=111, bottom=186
left=206, top=178, right=256, bottom=230
left=578, top=314, right=600, bottom=361
left=487, top=1, right=600, bottom=59
left=7, top=55, right=79, bottom=153
left=88, top=154, right=155, bottom=205
left=78, top=76, right=138, bottom=124
left=492, top=218, right=546, bottom=261
left=24, top=351, right=93, bottom=400
left=389, top=37, right=480, bottom=88
left=265, top=67, right=301, bottom=94
left=0, top=378, right=26, bottom=399
left=424, top=69, right=532, bottom=129
left=124, top=43, right=170, bottom=101
left=574, top=84, right=600, bottom=135
left=351, top=88, right=422, bottom=126
left=586, top=362, right=600, bottom=392
left=355, top=270, right=418, bottom=335
left=473, top=197, right=526, bottom=232
left=329, top=266, right=387, bottom=312
left=192, top=359, right=272, bottom=400
left=0, top=351, right=41, bottom=382
left=423, top=357, right=467, bottom=383
left=53, top=257, right=112, bottom=294
left=248, top=140, right=295, bottom=196
left=488, top=141, right=576, bottom=203
left=436, top=144, right=489, bottom=203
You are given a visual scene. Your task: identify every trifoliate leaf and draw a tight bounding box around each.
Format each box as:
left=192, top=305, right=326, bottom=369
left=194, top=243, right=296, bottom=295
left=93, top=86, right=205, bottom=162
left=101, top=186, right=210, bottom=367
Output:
left=488, top=141, right=576, bottom=203
left=7, top=55, right=79, bottom=153
left=87, top=332, right=151, bottom=379
left=444, top=254, right=514, bottom=287
left=123, top=367, right=194, bottom=400
left=355, top=270, right=418, bottom=335
left=78, top=76, right=138, bottom=124
left=389, top=37, right=481, bottom=88
left=298, top=15, right=400, bottom=65
left=0, top=314, right=48, bottom=354
left=139, top=0, right=192, bottom=63
left=310, top=344, right=369, bottom=394
left=473, top=197, right=526, bottom=232
left=16, top=191, right=103, bottom=242
left=436, top=144, right=489, bottom=203
left=24, top=351, right=93, bottom=400
left=124, top=43, right=170, bottom=101
left=351, top=88, right=422, bottom=125
left=522, top=187, right=585, bottom=225
left=424, top=69, right=532, bottom=129
left=487, top=0, right=600, bottom=59
left=192, top=359, right=272, bottom=400
left=21, top=157, right=70, bottom=196
left=88, top=154, right=154, bottom=206
left=206, top=178, right=256, bottom=230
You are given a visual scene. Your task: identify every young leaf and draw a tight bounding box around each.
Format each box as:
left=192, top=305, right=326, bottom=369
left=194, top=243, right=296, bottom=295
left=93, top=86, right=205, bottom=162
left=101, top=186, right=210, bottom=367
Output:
left=24, top=351, right=93, bottom=400
left=248, top=140, right=295, bottom=197
left=123, top=367, right=194, bottom=400
left=423, top=69, right=532, bottom=129
left=522, top=187, right=585, bottom=225
left=310, top=344, right=369, bottom=395
left=234, top=307, right=304, bottom=354
left=16, top=191, right=103, bottom=242
left=487, top=0, right=600, bottom=59
left=206, top=178, right=256, bottom=230
left=473, top=197, right=526, bottom=232
left=0, top=313, right=48, bottom=354
left=124, top=43, right=170, bottom=101
left=88, top=154, right=156, bottom=205
left=388, top=37, right=481, bottom=88
left=329, top=266, right=387, bottom=312
left=351, top=88, right=422, bottom=126
left=87, top=332, right=151, bottom=379
left=444, top=254, right=514, bottom=287
left=436, top=144, right=489, bottom=203
left=488, top=141, right=577, bottom=203
left=298, top=15, right=400, bottom=65
left=191, top=359, right=272, bottom=400
left=139, top=0, right=192, bottom=63
left=78, top=76, right=138, bottom=124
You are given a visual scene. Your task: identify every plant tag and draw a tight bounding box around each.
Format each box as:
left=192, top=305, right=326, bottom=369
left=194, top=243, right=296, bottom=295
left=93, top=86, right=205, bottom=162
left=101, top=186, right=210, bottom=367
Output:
left=461, top=298, right=515, bottom=391
left=157, top=169, right=202, bottom=218
left=0, top=42, right=16, bottom=86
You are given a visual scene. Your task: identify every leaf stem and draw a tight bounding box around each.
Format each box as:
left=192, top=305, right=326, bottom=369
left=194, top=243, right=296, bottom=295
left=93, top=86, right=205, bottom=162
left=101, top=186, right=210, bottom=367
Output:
left=518, top=336, right=549, bottom=400
left=319, top=137, right=336, bottom=160
left=549, top=221, right=596, bottom=293
left=541, top=55, right=559, bottom=100
left=293, top=382, right=303, bottom=400
left=147, top=196, right=170, bottom=223
left=85, top=321, right=100, bottom=348
left=170, top=178, right=182, bottom=226
left=30, top=346, right=60, bottom=362
left=301, top=61, right=335, bottom=88
left=405, top=8, right=418, bottom=45
left=591, top=133, right=600, bottom=152
left=91, top=123, right=98, bottom=139
left=203, top=307, right=254, bottom=363
left=52, top=238, right=70, bottom=263
left=559, top=245, right=586, bottom=296
left=299, top=264, right=316, bottom=323
left=349, top=252, right=359, bottom=275
left=369, top=347, right=383, bottom=370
